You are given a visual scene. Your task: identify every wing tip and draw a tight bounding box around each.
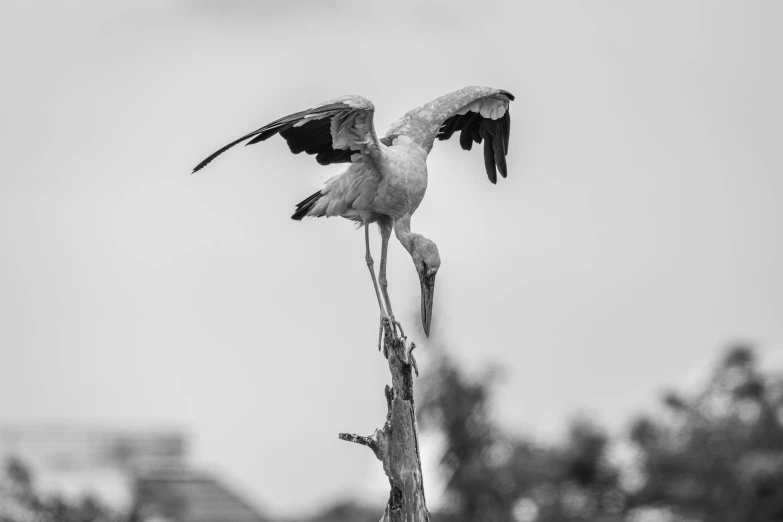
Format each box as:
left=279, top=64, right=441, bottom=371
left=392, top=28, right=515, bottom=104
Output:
left=191, top=157, right=213, bottom=174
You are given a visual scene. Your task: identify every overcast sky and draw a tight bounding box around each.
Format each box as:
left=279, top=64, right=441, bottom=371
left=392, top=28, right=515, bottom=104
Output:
left=2, top=0, right=782, bottom=517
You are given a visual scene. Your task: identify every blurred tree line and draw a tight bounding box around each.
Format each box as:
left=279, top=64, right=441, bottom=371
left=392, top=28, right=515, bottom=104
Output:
left=419, top=344, right=783, bottom=522
left=3, top=344, right=783, bottom=522
left=0, top=456, right=116, bottom=522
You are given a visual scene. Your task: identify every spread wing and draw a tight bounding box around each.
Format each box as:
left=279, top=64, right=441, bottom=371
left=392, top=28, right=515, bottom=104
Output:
left=193, top=95, right=381, bottom=173
left=384, top=86, right=514, bottom=184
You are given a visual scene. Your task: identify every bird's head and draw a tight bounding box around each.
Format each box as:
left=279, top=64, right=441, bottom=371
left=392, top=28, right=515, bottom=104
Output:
left=410, top=236, right=440, bottom=337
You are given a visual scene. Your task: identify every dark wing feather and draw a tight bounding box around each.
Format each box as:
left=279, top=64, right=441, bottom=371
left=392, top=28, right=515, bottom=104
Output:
left=316, top=149, right=351, bottom=165
left=439, top=114, right=464, bottom=141
left=483, top=131, right=497, bottom=184
left=491, top=121, right=507, bottom=178
left=280, top=122, right=331, bottom=154
left=459, top=124, right=474, bottom=151
left=458, top=112, right=480, bottom=151
left=471, top=123, right=483, bottom=144
left=438, top=107, right=512, bottom=183
left=424, top=88, right=513, bottom=185
left=501, top=110, right=510, bottom=154
left=193, top=98, right=376, bottom=173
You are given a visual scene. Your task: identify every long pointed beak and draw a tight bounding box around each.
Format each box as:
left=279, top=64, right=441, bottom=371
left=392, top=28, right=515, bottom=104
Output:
left=420, top=273, right=436, bottom=337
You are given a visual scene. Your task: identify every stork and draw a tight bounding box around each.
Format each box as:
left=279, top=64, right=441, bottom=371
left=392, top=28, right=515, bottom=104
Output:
left=193, top=86, right=514, bottom=348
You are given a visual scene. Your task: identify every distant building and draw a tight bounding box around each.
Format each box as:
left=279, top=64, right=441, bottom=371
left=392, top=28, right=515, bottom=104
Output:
left=0, top=425, right=269, bottom=522
left=133, top=468, right=268, bottom=522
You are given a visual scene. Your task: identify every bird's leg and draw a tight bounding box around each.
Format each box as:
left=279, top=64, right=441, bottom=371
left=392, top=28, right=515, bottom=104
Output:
left=379, top=221, right=405, bottom=339
left=365, top=225, right=392, bottom=352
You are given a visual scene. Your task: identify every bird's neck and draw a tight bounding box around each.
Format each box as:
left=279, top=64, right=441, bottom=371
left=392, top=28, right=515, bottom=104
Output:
left=394, top=216, right=419, bottom=255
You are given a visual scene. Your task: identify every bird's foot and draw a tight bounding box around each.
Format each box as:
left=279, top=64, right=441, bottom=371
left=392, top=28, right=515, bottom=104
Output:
left=378, top=315, right=404, bottom=357
left=388, top=315, right=405, bottom=339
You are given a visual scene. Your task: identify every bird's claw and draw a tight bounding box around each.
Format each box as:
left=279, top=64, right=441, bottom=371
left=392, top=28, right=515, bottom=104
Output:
left=378, top=315, right=404, bottom=358
left=389, top=315, right=405, bottom=339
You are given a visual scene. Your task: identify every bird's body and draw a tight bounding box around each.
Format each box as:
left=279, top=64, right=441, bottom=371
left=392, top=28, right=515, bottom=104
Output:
left=296, top=135, right=428, bottom=224
left=194, top=86, right=514, bottom=340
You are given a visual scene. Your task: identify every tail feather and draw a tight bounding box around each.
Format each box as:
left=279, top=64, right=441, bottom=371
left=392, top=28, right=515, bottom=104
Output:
left=291, top=190, right=323, bottom=220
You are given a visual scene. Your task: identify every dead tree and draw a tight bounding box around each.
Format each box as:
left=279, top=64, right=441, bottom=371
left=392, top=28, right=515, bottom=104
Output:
left=339, top=330, right=429, bottom=521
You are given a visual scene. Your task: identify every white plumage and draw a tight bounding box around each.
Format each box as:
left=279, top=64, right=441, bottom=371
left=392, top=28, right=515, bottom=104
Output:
left=194, top=86, right=515, bottom=344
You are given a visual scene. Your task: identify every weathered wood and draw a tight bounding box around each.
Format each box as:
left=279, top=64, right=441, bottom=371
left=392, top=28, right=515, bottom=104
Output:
left=339, top=332, right=429, bottom=521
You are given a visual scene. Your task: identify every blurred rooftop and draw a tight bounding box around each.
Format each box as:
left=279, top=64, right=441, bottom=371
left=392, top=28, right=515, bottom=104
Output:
left=0, top=424, right=269, bottom=522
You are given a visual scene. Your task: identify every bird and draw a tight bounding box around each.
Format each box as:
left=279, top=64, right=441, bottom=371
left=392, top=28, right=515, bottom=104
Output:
left=193, top=86, right=514, bottom=348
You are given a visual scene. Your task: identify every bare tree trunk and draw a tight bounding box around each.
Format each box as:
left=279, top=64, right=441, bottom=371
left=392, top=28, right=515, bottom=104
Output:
left=339, top=332, right=430, bottom=521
